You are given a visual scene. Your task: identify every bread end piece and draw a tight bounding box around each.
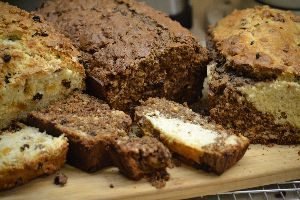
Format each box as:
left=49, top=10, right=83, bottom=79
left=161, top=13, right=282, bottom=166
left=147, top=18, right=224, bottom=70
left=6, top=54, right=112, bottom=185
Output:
left=109, top=136, right=172, bottom=180
left=0, top=125, right=68, bottom=190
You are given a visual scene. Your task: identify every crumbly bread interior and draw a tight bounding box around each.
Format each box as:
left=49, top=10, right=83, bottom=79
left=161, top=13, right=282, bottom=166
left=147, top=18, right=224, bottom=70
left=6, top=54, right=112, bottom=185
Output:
left=28, top=93, right=131, bottom=141
left=239, top=79, right=300, bottom=129
left=0, top=126, right=67, bottom=170
left=0, top=2, right=85, bottom=129
left=143, top=111, right=244, bottom=153
left=0, top=125, right=68, bottom=190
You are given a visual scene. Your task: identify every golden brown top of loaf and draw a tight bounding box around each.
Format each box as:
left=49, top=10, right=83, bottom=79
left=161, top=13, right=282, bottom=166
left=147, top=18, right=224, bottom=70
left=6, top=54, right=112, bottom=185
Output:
left=0, top=2, right=85, bottom=88
left=210, top=6, right=300, bottom=78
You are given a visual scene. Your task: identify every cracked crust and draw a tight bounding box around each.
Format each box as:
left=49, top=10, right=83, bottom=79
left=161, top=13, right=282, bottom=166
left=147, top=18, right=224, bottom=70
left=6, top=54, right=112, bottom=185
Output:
left=38, top=0, right=209, bottom=111
left=207, top=6, right=300, bottom=144
left=209, top=6, right=300, bottom=79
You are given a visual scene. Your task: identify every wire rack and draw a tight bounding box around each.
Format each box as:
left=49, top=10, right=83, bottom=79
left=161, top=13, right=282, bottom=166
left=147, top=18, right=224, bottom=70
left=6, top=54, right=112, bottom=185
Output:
left=195, top=180, right=300, bottom=200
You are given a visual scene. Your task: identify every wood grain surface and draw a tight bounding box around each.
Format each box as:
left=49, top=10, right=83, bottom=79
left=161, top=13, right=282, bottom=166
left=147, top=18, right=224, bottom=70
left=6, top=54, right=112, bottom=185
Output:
left=1, top=144, right=300, bottom=200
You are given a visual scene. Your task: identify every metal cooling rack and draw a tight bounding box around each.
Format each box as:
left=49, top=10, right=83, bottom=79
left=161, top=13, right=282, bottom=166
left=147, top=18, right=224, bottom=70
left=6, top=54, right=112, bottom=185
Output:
left=196, top=180, right=300, bottom=200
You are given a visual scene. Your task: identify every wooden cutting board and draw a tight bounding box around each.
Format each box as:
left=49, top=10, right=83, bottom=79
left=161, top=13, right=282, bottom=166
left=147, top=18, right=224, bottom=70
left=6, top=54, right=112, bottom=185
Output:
left=1, top=144, right=300, bottom=200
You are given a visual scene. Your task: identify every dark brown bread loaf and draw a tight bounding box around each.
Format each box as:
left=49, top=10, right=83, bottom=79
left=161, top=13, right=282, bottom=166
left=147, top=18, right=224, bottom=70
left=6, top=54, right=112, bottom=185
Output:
left=27, top=92, right=132, bottom=172
left=38, top=0, right=209, bottom=112
left=207, top=6, right=300, bottom=144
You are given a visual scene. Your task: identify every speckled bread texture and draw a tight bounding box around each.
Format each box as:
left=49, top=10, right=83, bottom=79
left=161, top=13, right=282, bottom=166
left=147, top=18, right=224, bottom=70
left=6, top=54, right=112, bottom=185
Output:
left=135, top=98, right=249, bottom=174
left=0, top=124, right=68, bottom=190
left=27, top=92, right=132, bottom=172
left=109, top=136, right=172, bottom=181
left=207, top=6, right=300, bottom=144
left=38, top=0, right=209, bottom=112
left=0, top=2, right=85, bottom=130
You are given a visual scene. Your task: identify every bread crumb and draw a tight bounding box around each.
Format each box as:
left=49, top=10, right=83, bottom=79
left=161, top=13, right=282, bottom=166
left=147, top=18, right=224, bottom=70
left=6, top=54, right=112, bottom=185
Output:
left=54, top=172, right=68, bottom=186
left=146, top=170, right=170, bottom=189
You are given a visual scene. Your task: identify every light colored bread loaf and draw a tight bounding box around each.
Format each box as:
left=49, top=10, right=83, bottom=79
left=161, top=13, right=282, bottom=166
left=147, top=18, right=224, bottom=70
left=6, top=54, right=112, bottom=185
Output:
left=0, top=2, right=85, bottom=129
left=0, top=124, right=68, bottom=190
left=135, top=98, right=249, bottom=174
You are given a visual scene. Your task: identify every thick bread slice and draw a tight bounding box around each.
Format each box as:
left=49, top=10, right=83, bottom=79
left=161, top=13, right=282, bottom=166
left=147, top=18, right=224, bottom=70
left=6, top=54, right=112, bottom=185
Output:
left=135, top=98, right=249, bottom=174
left=0, top=2, right=85, bottom=129
left=27, top=92, right=132, bottom=172
left=109, top=136, right=172, bottom=181
left=0, top=124, right=68, bottom=190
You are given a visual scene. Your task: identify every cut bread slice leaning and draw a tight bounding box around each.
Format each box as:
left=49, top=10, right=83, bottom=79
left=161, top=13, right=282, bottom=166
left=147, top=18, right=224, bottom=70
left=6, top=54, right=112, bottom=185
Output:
left=0, top=124, right=68, bottom=190
left=135, top=98, right=249, bottom=174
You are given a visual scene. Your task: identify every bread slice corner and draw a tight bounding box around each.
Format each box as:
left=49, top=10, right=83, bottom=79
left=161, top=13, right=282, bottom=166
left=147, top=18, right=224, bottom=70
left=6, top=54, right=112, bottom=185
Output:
left=0, top=124, right=68, bottom=190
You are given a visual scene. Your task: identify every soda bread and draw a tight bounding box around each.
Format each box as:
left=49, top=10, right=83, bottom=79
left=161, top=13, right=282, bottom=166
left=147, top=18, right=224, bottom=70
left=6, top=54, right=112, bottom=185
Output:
left=27, top=93, right=132, bottom=172
left=0, top=124, right=68, bottom=190
left=0, top=2, right=85, bottom=129
left=38, top=0, right=209, bottom=112
left=207, top=6, right=300, bottom=144
left=135, top=98, right=249, bottom=174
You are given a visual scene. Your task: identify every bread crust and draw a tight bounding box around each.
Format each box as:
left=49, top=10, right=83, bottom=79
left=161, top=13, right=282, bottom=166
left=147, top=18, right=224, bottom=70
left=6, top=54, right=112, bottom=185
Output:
left=209, top=6, right=300, bottom=79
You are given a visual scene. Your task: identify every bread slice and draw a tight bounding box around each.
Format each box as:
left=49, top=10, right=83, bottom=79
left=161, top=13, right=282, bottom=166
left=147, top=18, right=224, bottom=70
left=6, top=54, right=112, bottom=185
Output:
left=0, top=2, right=85, bottom=129
left=38, top=0, right=209, bottom=112
left=135, top=98, right=249, bottom=174
left=109, top=136, right=172, bottom=181
left=0, top=124, right=68, bottom=190
left=207, top=6, right=300, bottom=144
left=27, top=92, right=132, bottom=172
